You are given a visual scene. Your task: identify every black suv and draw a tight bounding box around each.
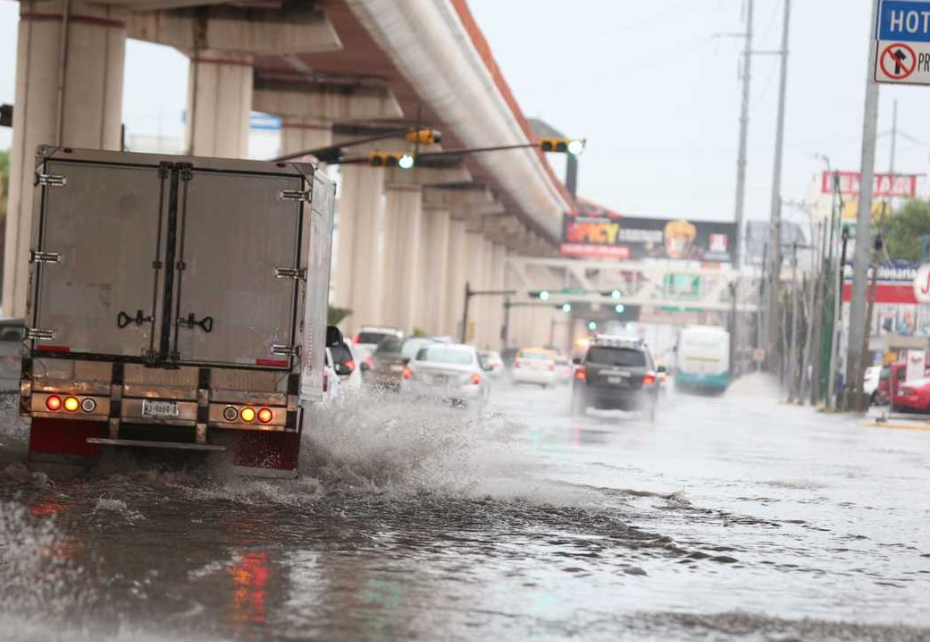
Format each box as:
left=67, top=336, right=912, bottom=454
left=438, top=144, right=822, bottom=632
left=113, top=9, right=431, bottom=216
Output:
left=570, top=336, right=662, bottom=421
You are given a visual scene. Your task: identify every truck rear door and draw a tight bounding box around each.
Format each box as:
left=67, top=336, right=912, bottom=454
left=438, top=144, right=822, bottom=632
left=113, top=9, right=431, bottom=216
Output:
left=170, top=168, right=305, bottom=368
left=31, top=156, right=165, bottom=357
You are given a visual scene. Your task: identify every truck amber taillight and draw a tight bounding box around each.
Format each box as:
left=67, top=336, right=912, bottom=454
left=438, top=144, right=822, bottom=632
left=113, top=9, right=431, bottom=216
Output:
left=46, top=395, right=62, bottom=411
left=240, top=407, right=256, bottom=423
left=63, top=397, right=80, bottom=412
left=258, top=408, right=273, bottom=424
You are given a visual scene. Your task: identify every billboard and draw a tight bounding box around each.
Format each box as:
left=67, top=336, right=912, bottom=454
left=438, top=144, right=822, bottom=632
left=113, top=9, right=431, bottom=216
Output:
left=561, top=213, right=738, bottom=262
left=841, top=262, right=930, bottom=338
left=821, top=171, right=918, bottom=198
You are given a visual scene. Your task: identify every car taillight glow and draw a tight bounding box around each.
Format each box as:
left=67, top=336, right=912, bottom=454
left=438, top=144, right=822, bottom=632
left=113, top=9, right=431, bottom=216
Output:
left=63, top=396, right=80, bottom=412
left=81, top=398, right=97, bottom=413
left=402, top=368, right=412, bottom=380
left=241, top=407, right=256, bottom=423
left=471, top=372, right=481, bottom=385
left=354, top=334, right=361, bottom=344
left=46, top=395, right=62, bottom=411
left=575, top=368, right=587, bottom=381
left=548, top=363, right=556, bottom=371
left=345, top=360, right=356, bottom=372
left=643, top=372, right=657, bottom=385
left=322, top=370, right=328, bottom=392
left=514, top=360, right=522, bottom=369
left=258, top=408, right=273, bottom=424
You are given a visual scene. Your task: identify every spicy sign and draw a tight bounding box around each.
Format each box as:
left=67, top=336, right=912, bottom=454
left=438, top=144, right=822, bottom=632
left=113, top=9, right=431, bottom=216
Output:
left=821, top=171, right=918, bottom=198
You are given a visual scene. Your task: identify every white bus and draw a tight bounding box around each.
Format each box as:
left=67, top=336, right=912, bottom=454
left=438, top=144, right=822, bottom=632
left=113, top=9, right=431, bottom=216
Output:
left=675, top=325, right=730, bottom=394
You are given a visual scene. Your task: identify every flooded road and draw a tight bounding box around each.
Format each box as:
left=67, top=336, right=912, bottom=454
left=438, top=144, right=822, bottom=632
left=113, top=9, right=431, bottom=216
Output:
left=2, top=375, right=930, bottom=641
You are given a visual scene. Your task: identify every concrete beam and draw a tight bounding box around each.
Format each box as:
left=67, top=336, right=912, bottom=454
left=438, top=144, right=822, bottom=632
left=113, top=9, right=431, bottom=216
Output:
left=423, top=186, right=494, bottom=208
left=384, top=166, right=471, bottom=188
left=129, top=5, right=342, bottom=56
left=253, top=86, right=403, bottom=123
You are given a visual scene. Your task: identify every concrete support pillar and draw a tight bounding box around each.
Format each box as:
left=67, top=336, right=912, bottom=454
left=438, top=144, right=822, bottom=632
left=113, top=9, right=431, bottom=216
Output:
left=334, top=164, right=385, bottom=334
left=186, top=50, right=252, bottom=158
left=445, top=218, right=468, bottom=338
left=381, top=185, right=423, bottom=332
left=478, top=237, right=495, bottom=348
left=3, top=0, right=127, bottom=317
left=421, top=207, right=451, bottom=336
left=488, top=242, right=506, bottom=351
left=280, top=117, right=333, bottom=159
left=463, top=231, right=486, bottom=345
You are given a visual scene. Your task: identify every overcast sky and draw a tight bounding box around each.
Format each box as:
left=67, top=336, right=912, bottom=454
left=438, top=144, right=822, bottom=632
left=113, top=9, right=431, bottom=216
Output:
left=1, top=0, right=929, bottom=226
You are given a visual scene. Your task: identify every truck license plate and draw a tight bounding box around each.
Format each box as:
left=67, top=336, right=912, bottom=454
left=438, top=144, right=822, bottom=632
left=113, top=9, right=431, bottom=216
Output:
left=142, top=399, right=180, bottom=419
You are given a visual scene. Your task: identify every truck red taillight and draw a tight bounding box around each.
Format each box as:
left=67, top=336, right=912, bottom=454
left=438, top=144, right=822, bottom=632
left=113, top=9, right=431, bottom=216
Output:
left=46, top=395, right=62, bottom=411
left=258, top=408, right=273, bottom=424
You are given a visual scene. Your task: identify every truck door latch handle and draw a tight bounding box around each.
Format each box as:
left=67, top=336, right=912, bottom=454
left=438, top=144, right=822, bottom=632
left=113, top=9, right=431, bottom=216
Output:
left=117, top=310, right=153, bottom=329
left=178, top=313, right=214, bottom=333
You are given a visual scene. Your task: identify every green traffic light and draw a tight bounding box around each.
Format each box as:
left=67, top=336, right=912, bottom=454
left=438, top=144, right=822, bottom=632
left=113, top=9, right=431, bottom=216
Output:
left=610, top=290, right=621, bottom=299
left=615, top=304, right=625, bottom=314
left=567, top=139, right=586, bottom=156
left=539, top=290, right=550, bottom=301
left=398, top=154, right=415, bottom=169
left=562, top=303, right=572, bottom=312
left=587, top=321, right=597, bottom=331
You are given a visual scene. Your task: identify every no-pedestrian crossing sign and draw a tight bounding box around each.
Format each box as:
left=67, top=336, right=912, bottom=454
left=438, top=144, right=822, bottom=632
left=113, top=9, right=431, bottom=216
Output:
left=875, top=0, right=930, bottom=84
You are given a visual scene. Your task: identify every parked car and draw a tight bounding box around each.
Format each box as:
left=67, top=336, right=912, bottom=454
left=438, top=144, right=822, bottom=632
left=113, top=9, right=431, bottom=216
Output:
left=570, top=335, right=660, bottom=422
left=400, top=343, right=491, bottom=409
left=479, top=350, right=505, bottom=378
left=327, top=339, right=361, bottom=392
left=0, top=318, right=24, bottom=393
left=511, top=348, right=558, bottom=388
left=353, top=326, right=404, bottom=363
left=892, top=377, right=930, bottom=413
left=878, top=362, right=906, bottom=406
left=366, top=337, right=437, bottom=391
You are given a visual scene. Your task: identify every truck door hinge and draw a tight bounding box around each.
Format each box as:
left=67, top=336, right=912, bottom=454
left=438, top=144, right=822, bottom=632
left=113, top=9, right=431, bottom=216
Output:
left=178, top=163, right=193, bottom=181
left=36, top=173, right=67, bottom=187
left=29, top=250, right=61, bottom=264
left=279, top=189, right=311, bottom=202
left=274, top=267, right=306, bottom=280
left=26, top=328, right=55, bottom=341
left=272, top=344, right=300, bottom=357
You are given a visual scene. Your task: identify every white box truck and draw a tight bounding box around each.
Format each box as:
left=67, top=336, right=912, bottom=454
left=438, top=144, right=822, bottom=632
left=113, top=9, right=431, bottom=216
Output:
left=19, top=146, right=336, bottom=477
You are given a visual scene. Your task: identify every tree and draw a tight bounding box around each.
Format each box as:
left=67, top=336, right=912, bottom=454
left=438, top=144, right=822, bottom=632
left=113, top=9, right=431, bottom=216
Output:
left=327, top=305, right=351, bottom=326
left=883, top=198, right=930, bottom=262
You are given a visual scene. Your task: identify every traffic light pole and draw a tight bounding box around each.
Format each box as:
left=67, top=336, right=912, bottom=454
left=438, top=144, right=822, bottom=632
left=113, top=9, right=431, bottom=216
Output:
left=271, top=127, right=416, bottom=163
left=459, top=282, right=518, bottom=344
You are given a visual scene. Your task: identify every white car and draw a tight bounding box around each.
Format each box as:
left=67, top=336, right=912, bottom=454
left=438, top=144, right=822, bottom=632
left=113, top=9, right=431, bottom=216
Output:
left=327, top=341, right=362, bottom=392
left=352, top=326, right=403, bottom=364
left=554, top=356, right=573, bottom=385
left=479, top=350, right=505, bottom=378
left=400, top=343, right=491, bottom=409
left=322, top=350, right=341, bottom=404
left=511, top=348, right=558, bottom=388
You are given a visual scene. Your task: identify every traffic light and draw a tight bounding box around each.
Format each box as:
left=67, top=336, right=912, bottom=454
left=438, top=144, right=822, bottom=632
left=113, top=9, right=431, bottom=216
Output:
left=587, top=321, right=598, bottom=331
left=614, top=304, right=625, bottom=314
left=369, top=151, right=415, bottom=169
left=405, top=128, right=442, bottom=145
left=529, top=290, right=550, bottom=301
left=603, top=290, right=621, bottom=299
left=560, top=303, right=572, bottom=312
left=539, top=137, right=585, bottom=155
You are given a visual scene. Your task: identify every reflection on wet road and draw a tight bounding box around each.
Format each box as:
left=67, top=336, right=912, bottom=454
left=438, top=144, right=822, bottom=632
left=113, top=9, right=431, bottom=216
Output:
left=1, top=375, right=930, bottom=641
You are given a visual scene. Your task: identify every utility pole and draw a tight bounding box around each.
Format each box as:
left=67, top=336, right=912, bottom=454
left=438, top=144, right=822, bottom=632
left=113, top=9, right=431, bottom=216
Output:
left=767, top=0, right=792, bottom=376
left=845, top=0, right=882, bottom=412
left=733, top=0, right=754, bottom=269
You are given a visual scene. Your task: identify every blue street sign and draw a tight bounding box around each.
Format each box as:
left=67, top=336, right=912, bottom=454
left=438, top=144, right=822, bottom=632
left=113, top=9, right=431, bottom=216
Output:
left=878, top=1, right=930, bottom=43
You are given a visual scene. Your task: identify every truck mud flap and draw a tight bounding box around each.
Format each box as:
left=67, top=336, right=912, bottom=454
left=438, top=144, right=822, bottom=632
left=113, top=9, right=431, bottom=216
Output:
left=29, top=418, right=106, bottom=471
left=227, top=431, right=300, bottom=478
